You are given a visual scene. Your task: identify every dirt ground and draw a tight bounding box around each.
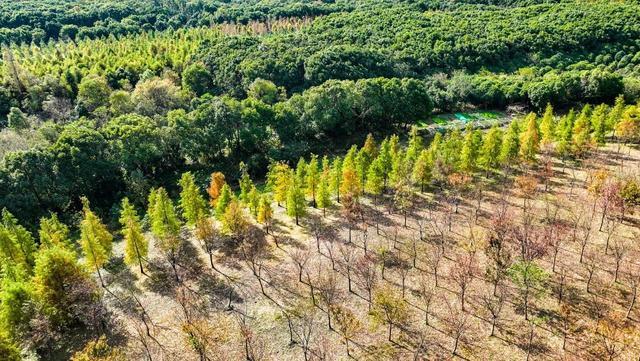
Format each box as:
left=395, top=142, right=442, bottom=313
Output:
left=101, top=143, right=640, bottom=361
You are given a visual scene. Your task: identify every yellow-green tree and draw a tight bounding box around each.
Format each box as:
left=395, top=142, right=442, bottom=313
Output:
left=317, top=168, right=332, bottom=216
left=257, top=195, right=273, bottom=234
left=149, top=188, right=182, bottom=281
left=222, top=200, right=248, bottom=237
left=330, top=156, right=343, bottom=203
left=119, top=198, right=148, bottom=274
left=539, top=104, right=555, bottom=146
left=179, top=172, right=207, bottom=226
left=1, top=209, right=36, bottom=272
left=412, top=149, right=432, bottom=192
left=370, top=285, right=409, bottom=342
left=215, top=184, right=233, bottom=219
left=267, top=162, right=291, bottom=207
left=79, top=197, right=113, bottom=287
left=499, top=120, right=520, bottom=166
left=287, top=174, right=307, bottom=226
left=306, top=154, right=320, bottom=208
left=38, top=213, right=71, bottom=250
left=519, top=113, right=539, bottom=163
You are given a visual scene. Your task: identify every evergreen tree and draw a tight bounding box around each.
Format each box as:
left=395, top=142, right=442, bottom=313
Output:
left=405, top=125, right=424, bottom=167
left=412, top=149, right=432, bottom=192
left=287, top=174, right=307, bottom=226
left=247, top=185, right=260, bottom=217
left=257, top=195, right=273, bottom=234
left=540, top=103, right=554, bottom=146
left=330, top=156, right=343, bottom=203
left=221, top=200, right=248, bottom=237
left=479, top=126, right=503, bottom=171
left=268, top=162, right=291, bottom=207
left=355, top=148, right=370, bottom=192
left=0, top=228, right=22, bottom=272
left=238, top=162, right=253, bottom=203
left=296, top=157, right=308, bottom=189
left=149, top=187, right=182, bottom=281
left=341, top=150, right=362, bottom=200
left=499, top=120, right=520, bottom=165
left=390, top=149, right=409, bottom=188
left=378, top=138, right=393, bottom=190
left=79, top=197, right=113, bottom=287
left=38, top=213, right=71, bottom=250
left=215, top=184, right=233, bottom=219
left=591, top=104, right=608, bottom=145
left=179, top=172, right=207, bottom=226
left=317, top=168, right=332, bottom=216
left=362, top=133, right=378, bottom=159
left=519, top=113, right=539, bottom=163
left=32, top=245, right=98, bottom=326
left=367, top=156, right=386, bottom=201
left=306, top=154, right=320, bottom=208
left=572, top=105, right=593, bottom=157
left=608, top=95, right=625, bottom=134
left=119, top=197, right=148, bottom=274
left=460, top=126, right=479, bottom=173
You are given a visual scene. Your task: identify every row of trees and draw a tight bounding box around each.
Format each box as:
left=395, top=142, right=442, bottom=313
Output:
left=1, top=94, right=639, bottom=358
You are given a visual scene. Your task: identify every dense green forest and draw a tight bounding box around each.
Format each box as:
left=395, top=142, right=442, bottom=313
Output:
left=1, top=0, right=640, bottom=227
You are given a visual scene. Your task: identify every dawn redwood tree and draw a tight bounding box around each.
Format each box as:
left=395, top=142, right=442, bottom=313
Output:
left=451, top=253, right=478, bottom=312
left=206, top=172, right=226, bottom=208
left=194, top=217, right=222, bottom=270
left=499, top=120, right=520, bottom=166
left=370, top=285, right=408, bottom=342
left=482, top=289, right=505, bottom=337
left=256, top=195, right=273, bottom=234
left=354, top=255, right=377, bottom=311
left=317, top=162, right=332, bottom=216
left=215, top=184, right=233, bottom=219
left=178, top=171, right=207, bottom=226
left=539, top=104, right=554, bottom=147
left=306, top=154, right=320, bottom=208
left=286, top=175, right=307, bottom=226
left=221, top=200, right=248, bottom=237
left=330, top=157, right=343, bottom=203
left=79, top=197, right=113, bottom=287
left=38, top=213, right=71, bottom=251
left=0, top=210, right=36, bottom=272
left=331, top=305, right=362, bottom=357
left=412, top=149, right=432, bottom=192
left=478, top=126, right=503, bottom=172
left=120, top=197, right=148, bottom=275
left=149, top=187, right=182, bottom=282
left=508, top=261, right=549, bottom=321
left=268, top=162, right=291, bottom=208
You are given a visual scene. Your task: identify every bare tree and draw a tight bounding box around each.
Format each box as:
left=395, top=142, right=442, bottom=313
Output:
left=291, top=248, right=311, bottom=284
left=626, top=267, right=640, bottom=319
left=582, top=249, right=598, bottom=294
left=354, top=255, right=377, bottom=311
left=316, top=271, right=342, bottom=330
left=418, top=274, right=435, bottom=326
left=482, top=289, right=505, bottom=337
left=612, top=237, right=628, bottom=283
left=338, top=244, right=356, bottom=293
left=426, top=244, right=444, bottom=288
left=450, top=253, right=479, bottom=312
left=444, top=301, right=471, bottom=355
